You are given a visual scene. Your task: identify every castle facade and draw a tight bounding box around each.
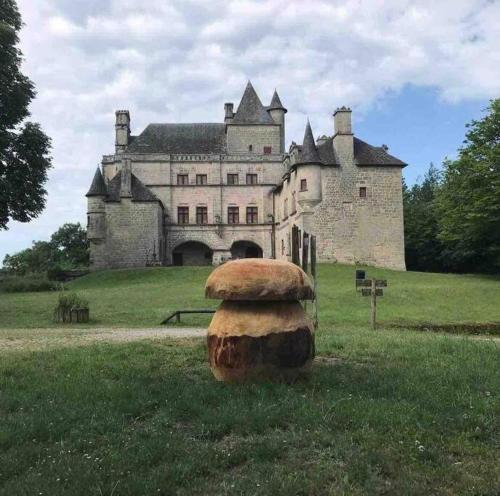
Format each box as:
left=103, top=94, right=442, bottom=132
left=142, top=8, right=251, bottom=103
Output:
left=86, top=82, right=406, bottom=270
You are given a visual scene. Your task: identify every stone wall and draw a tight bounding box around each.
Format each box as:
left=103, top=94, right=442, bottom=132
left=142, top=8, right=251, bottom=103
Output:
left=226, top=124, right=281, bottom=154
left=103, top=199, right=164, bottom=269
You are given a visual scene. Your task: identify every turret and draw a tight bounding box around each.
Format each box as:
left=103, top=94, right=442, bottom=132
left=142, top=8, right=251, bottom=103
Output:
left=332, top=106, right=353, bottom=163
left=115, top=110, right=130, bottom=154
left=297, top=120, right=322, bottom=208
left=86, top=167, right=107, bottom=241
left=267, top=89, right=287, bottom=153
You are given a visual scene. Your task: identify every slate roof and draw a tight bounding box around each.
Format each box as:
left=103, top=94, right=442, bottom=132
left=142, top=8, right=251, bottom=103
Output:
left=268, top=90, right=287, bottom=112
left=126, top=123, right=226, bottom=154
left=353, top=137, right=406, bottom=166
left=232, top=81, right=275, bottom=125
left=86, top=167, right=107, bottom=196
left=298, top=121, right=321, bottom=164
left=316, top=139, right=340, bottom=165
left=106, top=171, right=160, bottom=203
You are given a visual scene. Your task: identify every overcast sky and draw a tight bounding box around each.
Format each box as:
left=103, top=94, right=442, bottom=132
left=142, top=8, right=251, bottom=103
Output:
left=1, top=0, right=499, bottom=263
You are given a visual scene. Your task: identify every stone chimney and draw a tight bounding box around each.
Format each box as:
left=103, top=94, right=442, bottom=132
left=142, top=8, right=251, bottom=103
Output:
left=115, top=110, right=130, bottom=154
left=224, top=103, right=234, bottom=123
left=120, top=159, right=132, bottom=198
left=332, top=106, right=353, bottom=163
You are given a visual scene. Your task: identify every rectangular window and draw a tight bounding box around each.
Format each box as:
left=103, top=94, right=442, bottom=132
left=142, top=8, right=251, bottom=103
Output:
left=283, top=198, right=288, bottom=219
left=246, top=206, right=258, bottom=224
left=281, top=239, right=285, bottom=255
left=196, top=206, right=208, bottom=224
left=196, top=174, right=207, bottom=185
left=177, top=174, right=188, bottom=185
left=227, top=173, right=239, bottom=185
left=177, top=206, right=189, bottom=224
left=359, top=187, right=367, bottom=198
left=300, top=179, right=307, bottom=191
left=248, top=144, right=253, bottom=152
left=246, top=173, right=258, bottom=185
left=291, top=192, right=296, bottom=214
left=228, top=206, right=239, bottom=224
left=263, top=146, right=272, bottom=154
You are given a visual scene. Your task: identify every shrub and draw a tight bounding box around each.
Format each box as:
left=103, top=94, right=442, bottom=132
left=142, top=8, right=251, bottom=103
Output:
left=47, top=265, right=67, bottom=281
left=56, top=292, right=89, bottom=312
left=0, top=274, right=59, bottom=293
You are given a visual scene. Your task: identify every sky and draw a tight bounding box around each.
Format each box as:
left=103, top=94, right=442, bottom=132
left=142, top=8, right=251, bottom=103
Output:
left=1, top=0, right=499, bottom=263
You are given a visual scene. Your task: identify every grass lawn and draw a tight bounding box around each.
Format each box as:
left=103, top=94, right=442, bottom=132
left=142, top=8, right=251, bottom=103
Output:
left=0, top=265, right=499, bottom=494
left=1, top=264, right=500, bottom=330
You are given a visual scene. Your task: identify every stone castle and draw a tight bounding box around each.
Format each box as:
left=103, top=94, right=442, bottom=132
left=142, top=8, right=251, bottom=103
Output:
left=86, top=82, right=406, bottom=270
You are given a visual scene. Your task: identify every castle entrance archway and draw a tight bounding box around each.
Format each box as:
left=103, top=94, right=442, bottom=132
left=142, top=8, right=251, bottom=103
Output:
left=172, top=241, right=213, bottom=266
left=231, top=240, right=263, bottom=259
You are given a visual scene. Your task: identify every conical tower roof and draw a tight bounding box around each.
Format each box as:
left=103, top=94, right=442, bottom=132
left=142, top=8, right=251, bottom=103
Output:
left=268, top=89, right=287, bottom=113
left=86, top=167, right=107, bottom=197
left=232, top=81, right=274, bottom=124
left=300, top=120, right=321, bottom=164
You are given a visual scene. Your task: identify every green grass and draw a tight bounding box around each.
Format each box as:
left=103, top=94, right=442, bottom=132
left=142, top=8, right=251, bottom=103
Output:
left=0, top=265, right=499, bottom=494
left=1, top=331, right=499, bottom=495
left=1, top=264, right=499, bottom=329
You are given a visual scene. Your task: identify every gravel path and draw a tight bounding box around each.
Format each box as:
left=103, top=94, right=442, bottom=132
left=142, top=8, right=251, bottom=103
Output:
left=0, top=327, right=206, bottom=351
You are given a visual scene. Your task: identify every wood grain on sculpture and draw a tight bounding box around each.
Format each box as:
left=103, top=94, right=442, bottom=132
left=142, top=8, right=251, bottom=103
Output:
left=205, top=259, right=315, bottom=383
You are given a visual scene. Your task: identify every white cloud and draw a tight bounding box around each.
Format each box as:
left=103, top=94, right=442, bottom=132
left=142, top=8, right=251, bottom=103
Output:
left=1, top=0, right=499, bottom=262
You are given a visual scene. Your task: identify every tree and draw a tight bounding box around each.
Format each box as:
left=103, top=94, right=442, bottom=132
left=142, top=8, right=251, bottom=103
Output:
left=50, top=223, right=89, bottom=268
left=2, top=223, right=89, bottom=275
left=0, top=0, right=52, bottom=229
left=436, top=100, right=500, bottom=273
left=403, top=163, right=444, bottom=272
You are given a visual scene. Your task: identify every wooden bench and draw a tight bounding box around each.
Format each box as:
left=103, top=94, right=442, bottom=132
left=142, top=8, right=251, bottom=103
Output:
left=161, top=309, right=215, bottom=325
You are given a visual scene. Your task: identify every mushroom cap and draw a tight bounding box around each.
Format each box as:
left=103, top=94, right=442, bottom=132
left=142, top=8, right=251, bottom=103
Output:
left=208, top=300, right=314, bottom=338
left=205, top=258, right=314, bottom=301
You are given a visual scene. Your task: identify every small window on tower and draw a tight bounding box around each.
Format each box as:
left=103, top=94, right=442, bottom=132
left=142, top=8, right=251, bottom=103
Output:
left=248, top=144, right=253, bottom=152
left=359, top=187, right=367, bottom=198
left=300, top=179, right=307, bottom=191
left=263, top=146, right=272, bottom=154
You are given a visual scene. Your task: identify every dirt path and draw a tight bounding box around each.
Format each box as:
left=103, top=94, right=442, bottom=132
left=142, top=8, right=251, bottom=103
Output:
left=0, top=327, right=206, bottom=351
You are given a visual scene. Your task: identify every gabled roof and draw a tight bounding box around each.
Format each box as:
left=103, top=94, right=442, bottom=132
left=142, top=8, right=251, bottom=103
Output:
left=298, top=121, right=321, bottom=164
left=126, top=123, right=226, bottom=154
left=268, top=89, right=287, bottom=112
left=353, top=137, right=406, bottom=166
left=106, top=171, right=161, bottom=203
left=232, top=81, right=275, bottom=125
left=86, top=167, right=107, bottom=197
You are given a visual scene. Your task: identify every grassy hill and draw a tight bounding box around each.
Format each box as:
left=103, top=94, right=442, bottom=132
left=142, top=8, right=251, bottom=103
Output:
left=1, top=264, right=499, bottom=330
left=1, top=265, right=499, bottom=494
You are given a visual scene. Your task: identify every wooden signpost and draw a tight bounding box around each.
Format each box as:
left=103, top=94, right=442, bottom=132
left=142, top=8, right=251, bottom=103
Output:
left=356, top=276, right=387, bottom=330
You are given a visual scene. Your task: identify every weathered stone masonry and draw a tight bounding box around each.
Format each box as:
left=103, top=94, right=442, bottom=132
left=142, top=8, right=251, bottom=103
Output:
left=86, top=82, right=407, bottom=271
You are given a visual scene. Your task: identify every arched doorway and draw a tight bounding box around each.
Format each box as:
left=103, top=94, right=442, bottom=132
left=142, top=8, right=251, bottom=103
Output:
left=231, top=240, right=263, bottom=259
left=172, top=241, right=213, bottom=266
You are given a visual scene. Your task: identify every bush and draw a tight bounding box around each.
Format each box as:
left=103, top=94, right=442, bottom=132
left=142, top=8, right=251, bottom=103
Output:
left=55, top=292, right=89, bottom=312
left=47, top=265, right=67, bottom=281
left=0, top=274, right=60, bottom=293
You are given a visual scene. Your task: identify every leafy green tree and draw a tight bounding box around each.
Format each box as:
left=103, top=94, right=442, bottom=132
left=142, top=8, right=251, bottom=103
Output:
left=0, top=0, right=52, bottom=229
left=404, top=163, right=444, bottom=272
left=2, top=223, right=88, bottom=274
left=436, top=100, right=500, bottom=273
left=50, top=223, right=89, bottom=268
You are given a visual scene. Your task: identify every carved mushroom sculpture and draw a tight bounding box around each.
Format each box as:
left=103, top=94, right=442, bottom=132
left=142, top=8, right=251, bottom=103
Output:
left=205, top=258, right=315, bottom=383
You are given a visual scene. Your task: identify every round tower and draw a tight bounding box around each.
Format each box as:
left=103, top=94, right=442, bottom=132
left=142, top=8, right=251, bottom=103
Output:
left=267, top=90, right=287, bottom=153
left=297, top=121, right=322, bottom=208
left=86, top=167, right=107, bottom=270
